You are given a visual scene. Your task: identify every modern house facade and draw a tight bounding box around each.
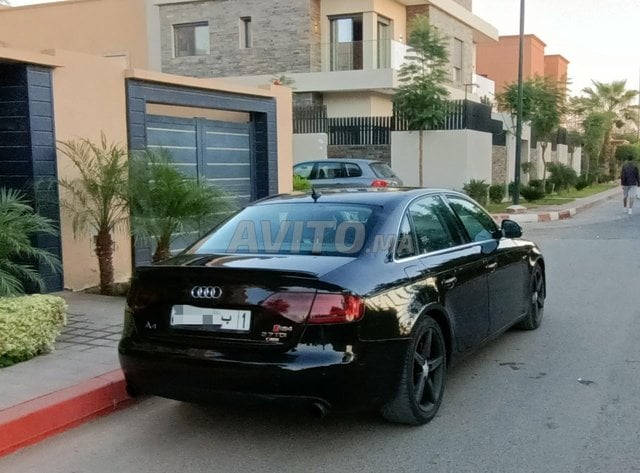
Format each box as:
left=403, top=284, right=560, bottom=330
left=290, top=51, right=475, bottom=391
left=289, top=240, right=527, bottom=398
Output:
left=476, top=34, right=569, bottom=95
left=156, top=0, right=499, bottom=117
left=0, top=1, right=293, bottom=292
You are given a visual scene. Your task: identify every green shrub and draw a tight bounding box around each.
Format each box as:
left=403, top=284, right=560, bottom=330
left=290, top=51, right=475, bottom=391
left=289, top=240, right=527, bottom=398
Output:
left=520, top=185, right=545, bottom=202
left=0, top=294, right=67, bottom=367
left=528, top=179, right=543, bottom=190
left=0, top=188, right=60, bottom=296
left=575, top=176, right=588, bottom=191
left=508, top=181, right=517, bottom=198
left=614, top=144, right=640, bottom=162
left=463, top=179, right=490, bottom=206
left=293, top=174, right=311, bottom=191
left=547, top=162, right=578, bottom=192
left=489, top=184, right=505, bottom=204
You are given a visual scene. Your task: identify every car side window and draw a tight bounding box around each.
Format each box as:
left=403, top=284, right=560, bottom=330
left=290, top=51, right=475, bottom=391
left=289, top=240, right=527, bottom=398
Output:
left=447, top=196, right=499, bottom=242
left=345, top=163, right=363, bottom=177
left=317, top=162, right=345, bottom=179
left=395, top=213, right=416, bottom=259
left=408, top=196, right=461, bottom=253
left=293, top=163, right=314, bottom=179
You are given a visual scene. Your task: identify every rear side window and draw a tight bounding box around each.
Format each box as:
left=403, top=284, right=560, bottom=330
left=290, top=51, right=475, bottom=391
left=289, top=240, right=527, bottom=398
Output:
left=370, top=162, right=396, bottom=178
left=293, top=163, right=314, bottom=179
left=408, top=195, right=461, bottom=253
left=317, top=162, right=346, bottom=179
left=395, top=214, right=416, bottom=259
left=446, top=196, right=498, bottom=242
left=345, top=163, right=363, bottom=177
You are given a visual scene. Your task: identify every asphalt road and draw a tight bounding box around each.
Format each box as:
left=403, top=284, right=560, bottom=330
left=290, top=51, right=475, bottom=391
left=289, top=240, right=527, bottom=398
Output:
left=2, top=195, right=640, bottom=473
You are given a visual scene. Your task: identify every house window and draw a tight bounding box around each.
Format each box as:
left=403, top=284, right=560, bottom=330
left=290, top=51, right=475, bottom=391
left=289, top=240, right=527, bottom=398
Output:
left=377, top=16, right=392, bottom=69
left=329, top=15, right=363, bottom=71
left=240, top=17, right=252, bottom=49
left=174, top=22, right=210, bottom=57
left=452, top=38, right=463, bottom=82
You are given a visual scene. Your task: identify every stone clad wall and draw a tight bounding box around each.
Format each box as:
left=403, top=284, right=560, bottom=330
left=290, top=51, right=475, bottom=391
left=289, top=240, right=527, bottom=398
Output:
left=328, top=145, right=391, bottom=165
left=492, top=145, right=507, bottom=185
left=160, top=0, right=315, bottom=77
left=407, top=5, right=473, bottom=93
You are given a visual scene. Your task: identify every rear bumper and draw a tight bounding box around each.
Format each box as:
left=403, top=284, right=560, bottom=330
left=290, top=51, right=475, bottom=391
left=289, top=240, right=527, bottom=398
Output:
left=118, top=336, right=409, bottom=411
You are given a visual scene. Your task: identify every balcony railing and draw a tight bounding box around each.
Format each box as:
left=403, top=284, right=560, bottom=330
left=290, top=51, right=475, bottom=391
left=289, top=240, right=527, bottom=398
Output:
left=322, top=39, right=410, bottom=72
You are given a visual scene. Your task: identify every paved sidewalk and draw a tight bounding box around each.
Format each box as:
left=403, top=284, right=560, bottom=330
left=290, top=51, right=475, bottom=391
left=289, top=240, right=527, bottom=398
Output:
left=492, top=186, right=620, bottom=223
left=0, top=292, right=129, bottom=456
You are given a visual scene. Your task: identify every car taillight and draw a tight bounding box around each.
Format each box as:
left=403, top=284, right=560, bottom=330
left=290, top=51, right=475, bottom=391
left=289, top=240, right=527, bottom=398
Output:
left=261, top=292, right=316, bottom=323
left=371, top=179, right=389, bottom=187
left=127, top=286, right=160, bottom=311
left=261, top=292, right=365, bottom=324
left=308, top=294, right=365, bottom=324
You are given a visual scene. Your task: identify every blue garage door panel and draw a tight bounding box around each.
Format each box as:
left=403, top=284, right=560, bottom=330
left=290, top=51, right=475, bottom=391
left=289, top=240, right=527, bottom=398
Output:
left=145, top=115, right=198, bottom=178
left=138, top=115, right=253, bottom=262
left=203, top=120, right=252, bottom=207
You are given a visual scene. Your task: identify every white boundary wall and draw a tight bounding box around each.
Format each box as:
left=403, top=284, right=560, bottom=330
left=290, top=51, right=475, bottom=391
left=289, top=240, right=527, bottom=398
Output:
left=292, top=133, right=328, bottom=164
left=391, top=129, right=492, bottom=191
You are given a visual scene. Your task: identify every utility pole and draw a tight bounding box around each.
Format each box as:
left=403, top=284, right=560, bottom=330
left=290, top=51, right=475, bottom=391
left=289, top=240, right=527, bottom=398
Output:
left=513, top=0, right=525, bottom=204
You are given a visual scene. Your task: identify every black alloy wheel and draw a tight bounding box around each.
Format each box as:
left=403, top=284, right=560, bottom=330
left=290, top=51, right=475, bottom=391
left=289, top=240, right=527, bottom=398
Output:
left=516, top=264, right=545, bottom=330
left=381, top=316, right=447, bottom=425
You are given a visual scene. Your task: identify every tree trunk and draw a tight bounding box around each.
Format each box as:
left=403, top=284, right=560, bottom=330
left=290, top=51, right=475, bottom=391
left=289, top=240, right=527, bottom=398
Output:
left=584, top=150, right=591, bottom=181
left=540, top=142, right=548, bottom=192
left=418, top=130, right=424, bottom=187
left=95, top=229, right=114, bottom=295
left=152, top=233, right=172, bottom=263
left=601, top=127, right=613, bottom=179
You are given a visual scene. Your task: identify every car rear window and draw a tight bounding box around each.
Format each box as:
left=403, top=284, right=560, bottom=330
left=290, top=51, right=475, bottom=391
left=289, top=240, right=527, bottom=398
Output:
left=188, top=203, right=376, bottom=256
left=370, top=162, right=397, bottom=178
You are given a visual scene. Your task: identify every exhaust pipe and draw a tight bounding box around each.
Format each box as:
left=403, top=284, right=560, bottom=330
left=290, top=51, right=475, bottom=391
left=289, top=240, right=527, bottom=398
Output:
left=309, top=402, right=329, bottom=418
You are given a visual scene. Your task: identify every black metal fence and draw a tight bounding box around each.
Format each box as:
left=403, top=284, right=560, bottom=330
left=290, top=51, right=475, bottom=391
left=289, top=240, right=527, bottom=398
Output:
left=293, top=100, right=503, bottom=146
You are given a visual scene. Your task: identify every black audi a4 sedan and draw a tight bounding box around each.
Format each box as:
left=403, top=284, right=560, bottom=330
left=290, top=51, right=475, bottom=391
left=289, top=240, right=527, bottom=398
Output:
left=119, top=187, right=546, bottom=425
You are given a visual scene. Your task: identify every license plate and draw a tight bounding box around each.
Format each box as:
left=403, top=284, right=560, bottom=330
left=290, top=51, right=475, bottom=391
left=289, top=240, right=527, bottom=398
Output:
left=170, top=305, right=251, bottom=332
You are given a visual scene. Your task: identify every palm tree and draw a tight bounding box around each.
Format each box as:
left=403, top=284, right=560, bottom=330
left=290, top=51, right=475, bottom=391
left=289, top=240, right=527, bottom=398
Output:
left=0, top=187, right=60, bottom=296
left=57, top=135, right=129, bottom=295
left=580, top=80, right=638, bottom=175
left=129, top=149, right=235, bottom=263
left=498, top=76, right=566, bottom=189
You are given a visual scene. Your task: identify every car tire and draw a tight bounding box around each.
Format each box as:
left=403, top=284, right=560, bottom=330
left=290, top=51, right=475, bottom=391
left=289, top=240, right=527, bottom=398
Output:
left=381, top=316, right=447, bottom=425
left=515, top=264, right=545, bottom=330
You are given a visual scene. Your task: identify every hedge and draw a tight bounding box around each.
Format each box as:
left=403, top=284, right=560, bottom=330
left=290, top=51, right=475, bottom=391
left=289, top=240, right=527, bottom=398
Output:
left=0, top=295, right=68, bottom=367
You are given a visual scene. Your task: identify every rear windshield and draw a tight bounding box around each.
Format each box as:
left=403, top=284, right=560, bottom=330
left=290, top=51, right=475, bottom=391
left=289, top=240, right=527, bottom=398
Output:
left=188, top=203, right=376, bottom=256
left=370, top=162, right=397, bottom=178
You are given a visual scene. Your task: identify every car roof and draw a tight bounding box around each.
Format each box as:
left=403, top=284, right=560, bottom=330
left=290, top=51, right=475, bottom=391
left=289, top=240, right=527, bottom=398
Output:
left=252, top=187, right=468, bottom=207
left=294, top=159, right=388, bottom=166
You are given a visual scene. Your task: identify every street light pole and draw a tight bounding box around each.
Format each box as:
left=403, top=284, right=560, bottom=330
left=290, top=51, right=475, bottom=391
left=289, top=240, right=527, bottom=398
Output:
left=513, top=0, right=525, bottom=205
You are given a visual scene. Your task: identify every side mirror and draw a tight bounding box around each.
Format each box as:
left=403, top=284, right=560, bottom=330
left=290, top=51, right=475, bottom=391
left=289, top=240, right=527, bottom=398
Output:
left=501, top=219, right=523, bottom=238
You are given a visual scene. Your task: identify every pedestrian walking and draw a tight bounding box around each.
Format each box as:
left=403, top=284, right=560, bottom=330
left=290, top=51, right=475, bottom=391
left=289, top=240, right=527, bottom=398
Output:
left=621, top=154, right=640, bottom=215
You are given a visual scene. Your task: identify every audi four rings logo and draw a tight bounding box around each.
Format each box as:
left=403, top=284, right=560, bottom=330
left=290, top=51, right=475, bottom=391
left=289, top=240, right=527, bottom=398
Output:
left=190, top=286, right=223, bottom=299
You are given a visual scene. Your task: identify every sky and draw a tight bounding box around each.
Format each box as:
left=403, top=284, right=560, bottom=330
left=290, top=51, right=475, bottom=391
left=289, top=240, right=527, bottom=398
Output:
left=7, top=0, right=640, bottom=97
left=472, top=0, right=640, bottom=96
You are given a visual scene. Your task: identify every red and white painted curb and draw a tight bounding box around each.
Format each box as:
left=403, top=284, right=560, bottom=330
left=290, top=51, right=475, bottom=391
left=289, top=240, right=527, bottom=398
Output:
left=492, top=188, right=620, bottom=224
left=0, top=369, right=131, bottom=457
left=493, top=208, right=577, bottom=223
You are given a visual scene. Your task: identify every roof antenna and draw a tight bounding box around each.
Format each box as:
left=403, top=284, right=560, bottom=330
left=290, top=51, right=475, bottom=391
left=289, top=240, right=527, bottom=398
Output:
left=311, top=187, right=322, bottom=202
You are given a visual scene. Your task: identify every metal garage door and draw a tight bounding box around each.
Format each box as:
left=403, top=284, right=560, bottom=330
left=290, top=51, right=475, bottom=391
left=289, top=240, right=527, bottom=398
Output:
left=136, top=115, right=253, bottom=262
left=146, top=115, right=252, bottom=203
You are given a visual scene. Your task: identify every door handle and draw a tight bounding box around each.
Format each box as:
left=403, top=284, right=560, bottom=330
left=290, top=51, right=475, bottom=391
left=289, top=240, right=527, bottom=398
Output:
left=442, top=276, right=457, bottom=289
left=485, top=262, right=498, bottom=271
